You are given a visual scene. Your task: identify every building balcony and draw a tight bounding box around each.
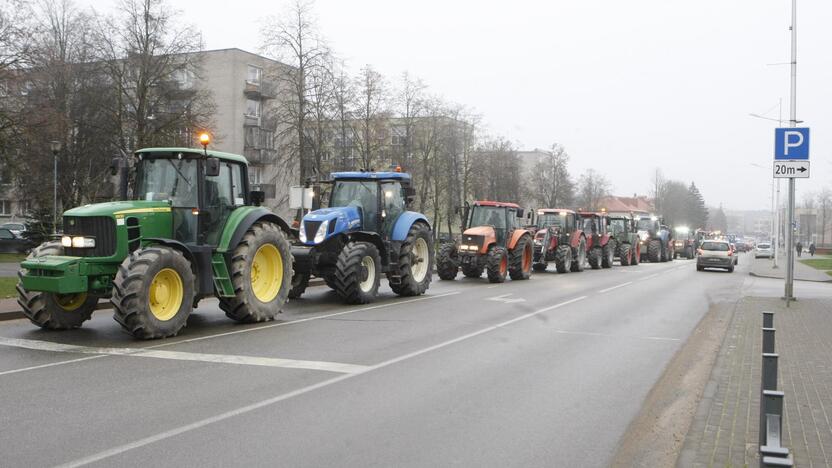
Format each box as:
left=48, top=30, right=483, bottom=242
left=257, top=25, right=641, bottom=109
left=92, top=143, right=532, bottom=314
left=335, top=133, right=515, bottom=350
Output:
left=243, top=80, right=277, bottom=100
left=243, top=147, right=277, bottom=165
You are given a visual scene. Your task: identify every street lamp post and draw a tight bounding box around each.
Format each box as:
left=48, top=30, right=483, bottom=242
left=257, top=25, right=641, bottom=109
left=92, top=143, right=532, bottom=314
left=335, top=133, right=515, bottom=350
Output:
left=50, top=140, right=61, bottom=234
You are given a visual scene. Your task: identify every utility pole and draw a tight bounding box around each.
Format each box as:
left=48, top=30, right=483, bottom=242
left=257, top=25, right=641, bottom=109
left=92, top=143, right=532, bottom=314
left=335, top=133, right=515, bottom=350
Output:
left=772, top=98, right=781, bottom=269
left=50, top=141, right=61, bottom=234
left=784, top=0, right=797, bottom=303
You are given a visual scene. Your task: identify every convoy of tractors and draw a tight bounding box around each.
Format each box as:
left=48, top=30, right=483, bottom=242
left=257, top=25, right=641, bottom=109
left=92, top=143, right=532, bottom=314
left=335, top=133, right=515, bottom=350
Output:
left=15, top=141, right=690, bottom=339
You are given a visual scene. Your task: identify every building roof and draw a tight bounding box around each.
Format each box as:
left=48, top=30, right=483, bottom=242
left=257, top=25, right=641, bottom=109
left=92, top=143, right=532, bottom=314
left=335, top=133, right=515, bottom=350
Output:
left=598, top=195, right=654, bottom=213
left=135, top=147, right=248, bottom=164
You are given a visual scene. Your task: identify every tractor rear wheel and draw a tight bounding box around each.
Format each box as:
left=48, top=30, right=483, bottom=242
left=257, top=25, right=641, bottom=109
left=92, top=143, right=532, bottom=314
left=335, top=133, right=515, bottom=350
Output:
left=436, top=243, right=460, bottom=280
left=571, top=238, right=586, bottom=272
left=333, top=242, right=381, bottom=304
left=554, top=245, right=572, bottom=273
left=220, top=221, right=293, bottom=323
left=389, top=222, right=433, bottom=296
left=17, top=241, right=98, bottom=330
left=288, top=272, right=310, bottom=299
left=601, top=241, right=615, bottom=268
left=486, top=246, right=508, bottom=283
left=112, top=247, right=195, bottom=339
left=532, top=262, right=548, bottom=272
left=508, top=235, right=533, bottom=280
left=619, top=243, right=632, bottom=266
left=648, top=239, right=661, bottom=262
left=588, top=247, right=602, bottom=269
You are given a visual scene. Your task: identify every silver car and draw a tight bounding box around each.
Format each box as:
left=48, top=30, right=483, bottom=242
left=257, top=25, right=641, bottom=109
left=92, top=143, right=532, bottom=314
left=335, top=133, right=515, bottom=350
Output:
left=697, top=240, right=735, bottom=272
left=754, top=242, right=773, bottom=259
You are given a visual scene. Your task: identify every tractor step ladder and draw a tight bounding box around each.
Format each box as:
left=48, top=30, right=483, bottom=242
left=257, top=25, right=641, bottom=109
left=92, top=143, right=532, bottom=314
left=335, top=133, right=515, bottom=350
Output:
left=211, top=253, right=235, bottom=297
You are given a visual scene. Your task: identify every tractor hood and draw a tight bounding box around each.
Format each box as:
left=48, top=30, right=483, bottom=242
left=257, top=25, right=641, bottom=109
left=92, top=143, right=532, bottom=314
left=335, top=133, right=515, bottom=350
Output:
left=463, top=225, right=496, bottom=238
left=300, top=206, right=361, bottom=245
left=64, top=200, right=171, bottom=218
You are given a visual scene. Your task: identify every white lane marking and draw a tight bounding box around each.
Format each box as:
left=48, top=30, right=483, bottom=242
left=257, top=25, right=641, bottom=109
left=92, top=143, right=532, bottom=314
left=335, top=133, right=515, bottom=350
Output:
left=486, top=293, right=526, bottom=304
left=551, top=329, right=680, bottom=342
left=0, top=337, right=368, bottom=374
left=56, top=295, right=588, bottom=468
left=640, top=273, right=660, bottom=281
left=487, top=285, right=499, bottom=289
left=598, top=281, right=633, bottom=293
left=0, top=291, right=461, bottom=377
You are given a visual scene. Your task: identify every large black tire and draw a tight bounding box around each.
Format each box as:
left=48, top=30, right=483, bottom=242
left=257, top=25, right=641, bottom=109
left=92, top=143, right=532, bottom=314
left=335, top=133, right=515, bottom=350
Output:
left=697, top=264, right=704, bottom=271
left=508, top=235, right=533, bottom=280
left=666, top=243, right=674, bottom=262
left=554, top=245, right=572, bottom=273
left=288, top=272, right=310, bottom=299
left=648, top=239, right=661, bottom=262
left=17, top=241, right=98, bottom=330
left=389, top=222, right=433, bottom=296
left=486, top=246, right=508, bottom=283
left=220, top=221, right=293, bottom=323
left=436, top=243, right=459, bottom=280
left=333, top=242, right=381, bottom=304
left=461, top=263, right=484, bottom=278
left=601, top=240, right=615, bottom=269
left=112, top=247, right=195, bottom=339
left=588, top=247, right=602, bottom=270
left=323, top=273, right=337, bottom=290
left=570, top=238, right=586, bottom=272
left=619, top=243, right=632, bottom=266
left=532, top=262, right=548, bottom=272
left=686, top=247, right=694, bottom=260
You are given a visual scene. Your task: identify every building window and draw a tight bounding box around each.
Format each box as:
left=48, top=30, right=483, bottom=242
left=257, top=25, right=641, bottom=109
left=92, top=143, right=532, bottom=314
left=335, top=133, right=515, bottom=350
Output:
left=247, top=65, right=262, bottom=85
left=245, top=99, right=261, bottom=118
left=172, top=69, right=195, bottom=89
left=249, top=166, right=262, bottom=186
left=0, top=200, right=11, bottom=215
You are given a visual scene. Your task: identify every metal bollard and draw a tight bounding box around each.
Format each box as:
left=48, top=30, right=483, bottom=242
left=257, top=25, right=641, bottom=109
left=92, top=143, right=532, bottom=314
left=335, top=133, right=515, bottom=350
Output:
left=763, top=311, right=774, bottom=328
left=762, top=353, right=779, bottom=391
left=760, top=390, right=789, bottom=462
left=762, top=328, right=776, bottom=354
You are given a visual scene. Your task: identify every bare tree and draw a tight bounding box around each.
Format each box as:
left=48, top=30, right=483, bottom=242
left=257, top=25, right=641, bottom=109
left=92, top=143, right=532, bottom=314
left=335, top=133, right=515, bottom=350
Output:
left=261, top=0, right=328, bottom=183
left=393, top=71, right=426, bottom=169
left=306, top=50, right=336, bottom=178
left=331, top=62, right=354, bottom=171
left=818, top=188, right=831, bottom=245
left=528, top=143, right=574, bottom=208
left=576, top=169, right=611, bottom=211
left=94, top=0, right=213, bottom=152
left=351, top=64, right=390, bottom=170
left=650, top=168, right=667, bottom=213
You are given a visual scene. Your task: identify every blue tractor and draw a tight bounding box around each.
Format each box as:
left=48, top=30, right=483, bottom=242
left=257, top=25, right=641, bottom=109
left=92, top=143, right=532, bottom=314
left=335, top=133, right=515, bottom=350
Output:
left=290, top=171, right=434, bottom=304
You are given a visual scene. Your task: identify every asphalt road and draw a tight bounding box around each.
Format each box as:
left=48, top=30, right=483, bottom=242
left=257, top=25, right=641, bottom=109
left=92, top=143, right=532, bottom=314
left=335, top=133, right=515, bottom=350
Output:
left=0, top=253, right=751, bottom=467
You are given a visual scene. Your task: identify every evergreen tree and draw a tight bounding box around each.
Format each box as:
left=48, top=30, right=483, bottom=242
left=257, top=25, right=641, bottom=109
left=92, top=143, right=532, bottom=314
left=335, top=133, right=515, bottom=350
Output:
left=687, top=182, right=708, bottom=229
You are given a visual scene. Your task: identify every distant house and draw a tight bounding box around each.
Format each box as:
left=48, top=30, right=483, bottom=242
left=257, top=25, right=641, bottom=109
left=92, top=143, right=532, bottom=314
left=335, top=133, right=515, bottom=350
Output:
left=598, top=195, right=654, bottom=213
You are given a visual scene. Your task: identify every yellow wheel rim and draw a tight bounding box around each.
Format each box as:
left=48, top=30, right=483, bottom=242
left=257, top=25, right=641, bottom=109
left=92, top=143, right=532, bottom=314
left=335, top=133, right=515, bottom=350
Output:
left=251, top=244, right=283, bottom=303
left=56, top=293, right=88, bottom=311
left=149, top=268, right=184, bottom=321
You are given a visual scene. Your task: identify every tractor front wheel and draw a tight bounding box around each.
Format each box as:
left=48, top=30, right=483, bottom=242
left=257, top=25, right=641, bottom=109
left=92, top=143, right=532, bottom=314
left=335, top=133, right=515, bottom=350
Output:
left=647, top=240, right=661, bottom=262
left=220, top=221, right=293, bottom=323
left=532, top=262, right=548, bottom=272
left=334, top=242, right=381, bottom=304
left=288, top=272, right=310, bottom=299
left=619, top=243, right=632, bottom=266
left=588, top=247, right=602, bottom=269
left=554, top=245, right=572, bottom=273
left=17, top=241, right=98, bottom=330
left=486, top=246, right=508, bottom=283
left=390, top=222, right=433, bottom=296
left=571, top=238, right=587, bottom=272
left=601, top=241, right=615, bottom=268
left=112, top=247, right=195, bottom=339
left=437, top=243, right=460, bottom=280
left=508, top=235, right=532, bottom=280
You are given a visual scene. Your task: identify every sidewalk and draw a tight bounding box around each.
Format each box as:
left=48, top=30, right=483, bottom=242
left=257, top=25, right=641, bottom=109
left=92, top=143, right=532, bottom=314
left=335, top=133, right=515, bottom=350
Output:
left=678, top=296, right=832, bottom=467
left=749, top=254, right=832, bottom=282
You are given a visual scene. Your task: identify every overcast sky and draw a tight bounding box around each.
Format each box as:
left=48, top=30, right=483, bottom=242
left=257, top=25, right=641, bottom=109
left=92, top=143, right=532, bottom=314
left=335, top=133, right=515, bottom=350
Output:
left=85, top=0, right=832, bottom=211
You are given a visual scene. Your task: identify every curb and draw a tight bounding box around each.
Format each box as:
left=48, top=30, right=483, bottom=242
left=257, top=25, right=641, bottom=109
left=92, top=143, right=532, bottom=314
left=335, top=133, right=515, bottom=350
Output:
left=748, top=271, right=832, bottom=283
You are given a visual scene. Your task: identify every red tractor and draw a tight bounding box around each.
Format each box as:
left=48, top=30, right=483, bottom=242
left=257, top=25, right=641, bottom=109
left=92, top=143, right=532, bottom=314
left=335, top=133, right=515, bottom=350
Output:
left=578, top=211, right=616, bottom=269
left=532, top=209, right=587, bottom=273
left=437, top=201, right=535, bottom=283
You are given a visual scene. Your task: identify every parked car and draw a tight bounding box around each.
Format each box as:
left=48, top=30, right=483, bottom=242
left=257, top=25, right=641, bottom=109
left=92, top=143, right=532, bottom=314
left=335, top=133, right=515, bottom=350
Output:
left=0, top=227, right=34, bottom=253
left=754, top=242, right=773, bottom=259
left=697, top=240, right=735, bottom=272
left=0, top=222, right=26, bottom=237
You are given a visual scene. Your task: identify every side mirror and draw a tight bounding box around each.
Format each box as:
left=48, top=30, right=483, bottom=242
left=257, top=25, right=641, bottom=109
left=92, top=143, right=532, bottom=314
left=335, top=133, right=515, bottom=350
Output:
left=516, top=209, right=524, bottom=218
left=110, top=157, right=125, bottom=176
left=205, top=157, right=220, bottom=177
left=404, top=187, right=416, bottom=205
left=249, top=190, right=265, bottom=206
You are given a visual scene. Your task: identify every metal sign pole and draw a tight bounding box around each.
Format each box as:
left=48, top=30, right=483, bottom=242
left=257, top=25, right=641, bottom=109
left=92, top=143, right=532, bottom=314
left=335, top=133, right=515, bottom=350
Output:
left=784, top=0, right=797, bottom=303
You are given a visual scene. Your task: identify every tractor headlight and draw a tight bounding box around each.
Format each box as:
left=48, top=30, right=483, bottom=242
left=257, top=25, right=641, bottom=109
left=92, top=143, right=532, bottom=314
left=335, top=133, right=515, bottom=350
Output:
left=313, top=223, right=327, bottom=244
left=299, top=222, right=307, bottom=243
left=639, top=232, right=649, bottom=241
left=62, top=236, right=95, bottom=248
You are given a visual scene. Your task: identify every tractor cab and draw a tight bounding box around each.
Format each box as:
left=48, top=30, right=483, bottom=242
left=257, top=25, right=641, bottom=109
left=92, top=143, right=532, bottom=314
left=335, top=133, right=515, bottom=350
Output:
left=462, top=201, right=525, bottom=248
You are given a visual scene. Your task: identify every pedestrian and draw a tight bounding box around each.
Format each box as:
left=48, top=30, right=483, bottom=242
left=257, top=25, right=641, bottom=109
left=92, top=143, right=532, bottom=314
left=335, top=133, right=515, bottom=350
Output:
left=796, top=241, right=803, bottom=257
left=809, top=242, right=816, bottom=257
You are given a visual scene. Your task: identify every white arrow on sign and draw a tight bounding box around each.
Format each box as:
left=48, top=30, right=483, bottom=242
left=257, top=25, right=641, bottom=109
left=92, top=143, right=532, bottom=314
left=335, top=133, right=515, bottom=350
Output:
left=773, top=160, right=810, bottom=179
left=486, top=294, right=526, bottom=304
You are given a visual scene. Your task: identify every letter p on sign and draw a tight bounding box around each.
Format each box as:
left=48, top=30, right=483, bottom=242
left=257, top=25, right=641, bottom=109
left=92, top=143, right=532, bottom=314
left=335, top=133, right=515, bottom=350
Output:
left=774, top=127, right=810, bottom=160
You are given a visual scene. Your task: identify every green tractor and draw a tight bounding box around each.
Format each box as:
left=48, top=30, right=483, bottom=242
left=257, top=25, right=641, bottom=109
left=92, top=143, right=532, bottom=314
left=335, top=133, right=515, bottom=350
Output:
left=17, top=144, right=294, bottom=339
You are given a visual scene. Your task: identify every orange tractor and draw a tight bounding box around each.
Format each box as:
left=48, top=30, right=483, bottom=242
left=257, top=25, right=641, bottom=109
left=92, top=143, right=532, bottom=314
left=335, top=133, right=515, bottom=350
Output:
left=437, top=201, right=535, bottom=283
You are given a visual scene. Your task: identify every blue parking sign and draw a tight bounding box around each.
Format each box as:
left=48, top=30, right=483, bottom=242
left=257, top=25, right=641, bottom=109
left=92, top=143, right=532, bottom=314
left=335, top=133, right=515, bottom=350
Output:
left=774, top=127, right=810, bottom=160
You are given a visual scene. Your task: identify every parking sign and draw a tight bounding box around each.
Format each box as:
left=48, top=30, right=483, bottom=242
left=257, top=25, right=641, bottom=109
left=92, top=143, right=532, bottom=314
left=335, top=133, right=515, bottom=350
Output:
left=774, top=127, right=810, bottom=160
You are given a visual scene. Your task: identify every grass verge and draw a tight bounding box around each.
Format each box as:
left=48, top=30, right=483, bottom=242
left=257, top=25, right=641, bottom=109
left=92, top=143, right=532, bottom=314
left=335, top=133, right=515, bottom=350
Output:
left=0, top=277, right=18, bottom=298
left=0, top=253, right=26, bottom=263
left=799, top=258, right=832, bottom=271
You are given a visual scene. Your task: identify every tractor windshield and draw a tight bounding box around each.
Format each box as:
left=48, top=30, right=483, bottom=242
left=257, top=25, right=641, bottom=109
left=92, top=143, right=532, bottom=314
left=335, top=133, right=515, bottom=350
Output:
left=580, top=216, right=598, bottom=234
left=637, top=218, right=656, bottom=231
left=609, top=218, right=627, bottom=235
left=135, top=158, right=198, bottom=207
left=330, top=180, right=379, bottom=231
left=538, top=213, right=566, bottom=229
left=469, top=206, right=506, bottom=229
